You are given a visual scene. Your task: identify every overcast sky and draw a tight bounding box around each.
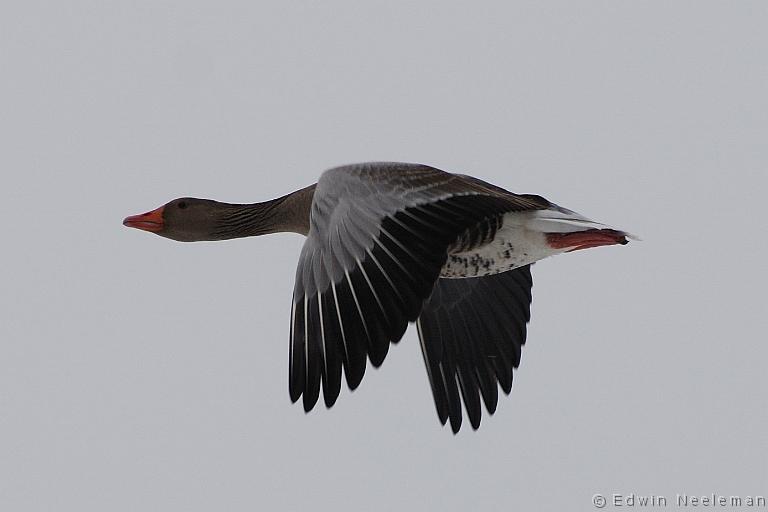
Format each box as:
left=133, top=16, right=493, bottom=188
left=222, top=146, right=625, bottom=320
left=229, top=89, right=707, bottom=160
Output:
left=2, top=1, right=767, bottom=510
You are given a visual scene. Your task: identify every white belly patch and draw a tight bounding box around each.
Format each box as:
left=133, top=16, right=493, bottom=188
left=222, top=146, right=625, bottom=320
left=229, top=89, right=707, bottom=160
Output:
left=439, top=212, right=561, bottom=278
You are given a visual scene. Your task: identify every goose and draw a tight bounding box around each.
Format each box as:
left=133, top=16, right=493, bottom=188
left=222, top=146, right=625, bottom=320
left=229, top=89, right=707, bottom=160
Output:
left=124, top=162, right=632, bottom=433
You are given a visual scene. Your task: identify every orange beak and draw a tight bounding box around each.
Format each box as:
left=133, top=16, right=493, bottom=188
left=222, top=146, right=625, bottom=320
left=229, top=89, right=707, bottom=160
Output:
left=123, top=206, right=165, bottom=233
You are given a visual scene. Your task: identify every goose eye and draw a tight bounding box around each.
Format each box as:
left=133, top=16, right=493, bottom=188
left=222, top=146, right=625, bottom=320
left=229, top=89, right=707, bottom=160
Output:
left=178, top=201, right=188, bottom=209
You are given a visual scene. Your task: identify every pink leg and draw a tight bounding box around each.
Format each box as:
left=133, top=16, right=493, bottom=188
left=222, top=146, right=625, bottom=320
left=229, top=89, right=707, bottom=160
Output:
left=546, top=229, right=629, bottom=252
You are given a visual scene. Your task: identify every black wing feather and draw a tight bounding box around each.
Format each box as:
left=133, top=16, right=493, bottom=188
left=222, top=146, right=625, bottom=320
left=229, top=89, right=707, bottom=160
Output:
left=416, top=265, right=534, bottom=432
left=291, top=187, right=545, bottom=418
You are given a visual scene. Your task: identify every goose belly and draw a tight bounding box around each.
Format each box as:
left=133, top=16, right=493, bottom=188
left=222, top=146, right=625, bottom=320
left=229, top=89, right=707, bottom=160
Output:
left=439, top=215, right=559, bottom=278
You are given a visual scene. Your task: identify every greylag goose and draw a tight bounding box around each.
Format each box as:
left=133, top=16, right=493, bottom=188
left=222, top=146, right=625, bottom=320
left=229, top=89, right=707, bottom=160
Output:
left=124, top=162, right=632, bottom=432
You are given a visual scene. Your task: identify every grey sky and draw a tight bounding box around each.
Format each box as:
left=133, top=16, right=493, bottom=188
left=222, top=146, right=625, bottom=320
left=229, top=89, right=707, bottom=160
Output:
left=1, top=1, right=767, bottom=510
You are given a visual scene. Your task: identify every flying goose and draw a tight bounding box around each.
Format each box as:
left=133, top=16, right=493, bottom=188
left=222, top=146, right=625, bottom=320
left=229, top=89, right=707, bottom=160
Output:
left=124, top=162, right=632, bottom=432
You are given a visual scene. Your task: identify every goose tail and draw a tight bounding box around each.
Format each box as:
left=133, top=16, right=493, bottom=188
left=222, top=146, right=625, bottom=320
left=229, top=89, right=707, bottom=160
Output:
left=526, top=204, right=639, bottom=252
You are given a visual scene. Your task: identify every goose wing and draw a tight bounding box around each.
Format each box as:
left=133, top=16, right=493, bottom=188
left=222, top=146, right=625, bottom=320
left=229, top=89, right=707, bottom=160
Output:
left=290, top=162, right=547, bottom=412
left=417, top=265, right=533, bottom=433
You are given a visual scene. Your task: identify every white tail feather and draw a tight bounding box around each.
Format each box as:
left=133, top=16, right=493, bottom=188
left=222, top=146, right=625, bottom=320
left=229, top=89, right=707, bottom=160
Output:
left=526, top=205, right=639, bottom=240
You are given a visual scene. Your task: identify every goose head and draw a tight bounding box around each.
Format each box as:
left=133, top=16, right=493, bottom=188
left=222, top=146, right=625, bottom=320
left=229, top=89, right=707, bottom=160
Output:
left=123, top=198, right=229, bottom=242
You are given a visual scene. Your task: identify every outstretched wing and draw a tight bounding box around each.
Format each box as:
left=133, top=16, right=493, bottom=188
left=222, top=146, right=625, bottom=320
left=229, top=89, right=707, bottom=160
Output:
left=290, top=163, right=547, bottom=412
left=417, top=266, right=534, bottom=433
